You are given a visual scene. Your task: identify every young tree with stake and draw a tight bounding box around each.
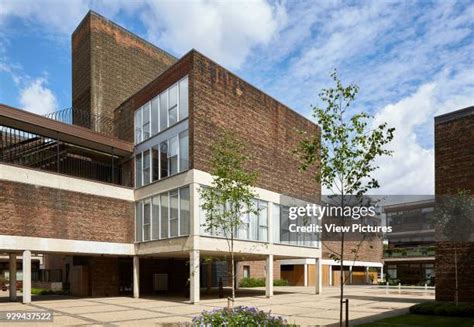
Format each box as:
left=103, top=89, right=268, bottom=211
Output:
left=296, top=71, right=394, bottom=327
left=200, top=132, right=259, bottom=308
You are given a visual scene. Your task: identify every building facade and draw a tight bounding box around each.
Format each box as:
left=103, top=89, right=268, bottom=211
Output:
left=0, top=11, right=324, bottom=304
left=383, top=199, right=435, bottom=286
left=435, top=106, right=474, bottom=302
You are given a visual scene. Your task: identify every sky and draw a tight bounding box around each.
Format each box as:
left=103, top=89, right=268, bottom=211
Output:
left=0, top=0, right=473, bottom=195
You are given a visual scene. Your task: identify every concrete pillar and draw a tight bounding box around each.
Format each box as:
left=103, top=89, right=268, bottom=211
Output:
left=190, top=250, right=200, bottom=303
left=315, top=258, right=322, bottom=294
left=303, top=263, right=308, bottom=287
left=9, top=254, right=17, bottom=301
left=380, top=266, right=384, bottom=281
left=22, top=250, right=31, bottom=304
left=133, top=256, right=140, bottom=298
left=349, top=266, right=353, bottom=285
left=329, top=265, right=333, bottom=286
left=266, top=254, right=273, bottom=298
left=365, top=266, right=370, bottom=284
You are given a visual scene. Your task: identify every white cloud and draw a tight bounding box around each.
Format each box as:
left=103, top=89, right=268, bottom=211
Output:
left=371, top=67, right=474, bottom=195
left=19, top=77, right=58, bottom=115
left=141, top=0, right=284, bottom=69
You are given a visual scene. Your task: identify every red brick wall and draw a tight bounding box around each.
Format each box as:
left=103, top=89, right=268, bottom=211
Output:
left=435, top=107, right=474, bottom=301
left=190, top=51, right=320, bottom=202
left=236, top=260, right=281, bottom=283
left=72, top=11, right=176, bottom=132
left=322, top=240, right=383, bottom=263
left=0, top=180, right=134, bottom=243
left=90, top=257, right=120, bottom=297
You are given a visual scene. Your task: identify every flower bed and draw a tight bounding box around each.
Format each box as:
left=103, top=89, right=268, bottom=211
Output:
left=192, top=306, right=295, bottom=326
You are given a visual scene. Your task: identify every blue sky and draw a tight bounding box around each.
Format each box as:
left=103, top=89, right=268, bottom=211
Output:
left=0, top=0, right=473, bottom=194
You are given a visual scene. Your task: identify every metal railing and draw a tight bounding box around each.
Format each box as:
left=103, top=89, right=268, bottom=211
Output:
left=44, top=107, right=114, bottom=136
left=384, top=246, right=436, bottom=258
left=0, top=125, right=125, bottom=185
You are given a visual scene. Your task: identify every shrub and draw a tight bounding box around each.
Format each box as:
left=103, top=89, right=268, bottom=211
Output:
left=30, top=288, right=67, bottom=296
left=239, top=278, right=289, bottom=287
left=273, top=279, right=289, bottom=286
left=192, top=306, right=295, bottom=326
left=239, top=278, right=265, bottom=287
left=409, top=302, right=474, bottom=317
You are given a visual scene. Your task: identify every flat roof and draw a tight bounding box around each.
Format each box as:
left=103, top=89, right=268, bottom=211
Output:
left=0, top=104, right=133, bottom=156
left=435, top=106, right=474, bottom=124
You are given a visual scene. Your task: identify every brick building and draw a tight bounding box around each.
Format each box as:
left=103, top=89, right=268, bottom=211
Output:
left=434, top=106, right=474, bottom=302
left=0, top=11, right=382, bottom=304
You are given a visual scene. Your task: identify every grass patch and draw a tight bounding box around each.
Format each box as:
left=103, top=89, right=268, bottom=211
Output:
left=358, top=314, right=474, bottom=327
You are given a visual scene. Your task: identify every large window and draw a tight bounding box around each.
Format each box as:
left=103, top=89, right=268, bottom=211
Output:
left=135, top=186, right=191, bottom=242
left=135, top=130, right=189, bottom=188
left=134, top=76, right=189, bottom=144
left=202, top=197, right=269, bottom=242
left=273, top=204, right=319, bottom=247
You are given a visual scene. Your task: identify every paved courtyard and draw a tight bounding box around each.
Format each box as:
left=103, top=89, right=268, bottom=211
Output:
left=0, top=286, right=434, bottom=326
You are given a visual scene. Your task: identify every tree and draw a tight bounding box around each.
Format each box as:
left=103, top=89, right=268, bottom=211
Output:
left=295, top=71, right=395, bottom=327
left=199, top=132, right=259, bottom=308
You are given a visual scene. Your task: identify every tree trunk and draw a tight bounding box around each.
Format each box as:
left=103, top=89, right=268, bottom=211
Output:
left=340, top=232, right=344, bottom=327
left=231, top=236, right=235, bottom=307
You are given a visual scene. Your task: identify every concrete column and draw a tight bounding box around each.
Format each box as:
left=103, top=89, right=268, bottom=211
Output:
left=266, top=254, right=274, bottom=297
left=380, top=266, right=384, bottom=281
left=315, top=258, right=322, bottom=294
left=303, top=263, right=308, bottom=287
left=190, top=250, right=200, bottom=303
left=329, top=265, right=333, bottom=286
left=22, top=250, right=31, bottom=304
left=9, top=254, right=17, bottom=301
left=133, top=256, right=140, bottom=298
left=349, top=266, right=353, bottom=285
left=365, top=266, right=370, bottom=284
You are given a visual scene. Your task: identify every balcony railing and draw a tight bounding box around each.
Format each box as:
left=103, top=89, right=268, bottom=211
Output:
left=384, top=246, right=436, bottom=258
left=0, top=125, right=126, bottom=185
left=44, top=107, right=114, bottom=136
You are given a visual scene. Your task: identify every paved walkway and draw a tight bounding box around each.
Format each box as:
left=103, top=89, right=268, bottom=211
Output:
left=0, top=286, right=434, bottom=326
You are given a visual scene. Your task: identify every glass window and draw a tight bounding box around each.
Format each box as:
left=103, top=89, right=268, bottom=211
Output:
left=160, top=193, right=169, bottom=239
left=179, top=130, right=189, bottom=171
left=160, top=141, right=168, bottom=179
left=135, top=202, right=142, bottom=242
left=143, top=150, right=150, bottom=185
left=135, top=153, right=142, bottom=188
left=273, top=204, right=280, bottom=243
left=179, top=77, right=188, bottom=119
left=152, top=196, right=160, bottom=240
left=180, top=187, right=190, bottom=235
left=160, top=92, right=168, bottom=131
left=151, top=97, right=159, bottom=135
left=135, top=109, right=142, bottom=144
left=169, top=136, right=178, bottom=175
left=143, top=103, right=150, bottom=139
left=259, top=201, right=268, bottom=241
left=169, top=85, right=178, bottom=125
left=170, top=190, right=179, bottom=237
left=249, top=200, right=258, bottom=240
left=143, top=200, right=151, bottom=241
left=152, top=146, right=159, bottom=181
